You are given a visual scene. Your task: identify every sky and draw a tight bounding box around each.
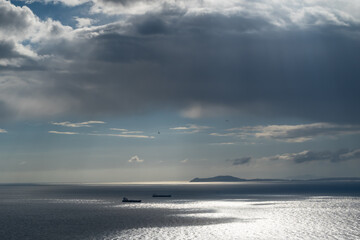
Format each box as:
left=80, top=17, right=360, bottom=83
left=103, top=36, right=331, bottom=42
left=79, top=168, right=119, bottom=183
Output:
left=0, top=0, right=360, bottom=183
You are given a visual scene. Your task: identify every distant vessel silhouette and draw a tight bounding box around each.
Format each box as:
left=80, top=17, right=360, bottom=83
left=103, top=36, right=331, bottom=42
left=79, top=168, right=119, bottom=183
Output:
left=122, top=197, right=141, bottom=203
left=152, top=194, right=171, bottom=197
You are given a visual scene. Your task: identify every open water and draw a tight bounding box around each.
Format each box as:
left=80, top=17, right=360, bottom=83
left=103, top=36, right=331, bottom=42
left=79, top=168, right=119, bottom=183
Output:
left=0, top=181, right=359, bottom=239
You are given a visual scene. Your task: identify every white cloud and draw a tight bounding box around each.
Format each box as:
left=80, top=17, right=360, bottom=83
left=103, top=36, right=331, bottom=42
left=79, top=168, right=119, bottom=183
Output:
left=48, top=130, right=79, bottom=135
left=110, top=128, right=144, bottom=134
left=211, top=123, right=360, bottom=142
left=89, top=0, right=166, bottom=16
left=122, top=131, right=144, bottom=134
left=78, top=0, right=359, bottom=32
left=211, top=142, right=235, bottom=145
left=128, top=155, right=144, bottom=163
left=109, top=128, right=144, bottom=134
left=0, top=1, right=73, bottom=42
left=262, top=148, right=360, bottom=163
left=340, top=149, right=360, bottom=160
left=74, top=17, right=95, bottom=28
left=89, top=133, right=154, bottom=139
left=81, top=121, right=105, bottom=125
left=246, top=123, right=360, bottom=142
left=34, top=0, right=360, bottom=30
left=209, top=132, right=237, bottom=137
left=110, top=128, right=128, bottom=131
left=170, top=124, right=211, bottom=134
left=0, top=0, right=73, bottom=69
left=180, top=158, right=188, bottom=163
left=0, top=129, right=7, bottom=133
left=48, top=124, right=153, bottom=138
left=24, top=0, right=89, bottom=7
left=94, top=128, right=150, bottom=138
left=170, top=127, right=190, bottom=130
left=51, top=121, right=105, bottom=127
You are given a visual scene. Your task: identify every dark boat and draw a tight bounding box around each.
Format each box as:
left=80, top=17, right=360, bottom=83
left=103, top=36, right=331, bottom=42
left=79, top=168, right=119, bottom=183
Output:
left=122, top=197, right=141, bottom=203
left=152, top=194, right=172, bottom=197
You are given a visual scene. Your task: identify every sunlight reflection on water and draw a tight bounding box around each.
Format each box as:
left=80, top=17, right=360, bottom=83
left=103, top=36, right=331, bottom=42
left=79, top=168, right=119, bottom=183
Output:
left=106, top=197, right=360, bottom=240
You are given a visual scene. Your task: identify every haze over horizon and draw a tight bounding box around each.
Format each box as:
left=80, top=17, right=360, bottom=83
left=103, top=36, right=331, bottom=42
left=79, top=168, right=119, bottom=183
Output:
left=0, top=0, right=360, bottom=183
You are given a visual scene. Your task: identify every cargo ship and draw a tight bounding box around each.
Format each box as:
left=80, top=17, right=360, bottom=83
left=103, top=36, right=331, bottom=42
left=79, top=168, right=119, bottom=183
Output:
left=122, top=197, right=141, bottom=203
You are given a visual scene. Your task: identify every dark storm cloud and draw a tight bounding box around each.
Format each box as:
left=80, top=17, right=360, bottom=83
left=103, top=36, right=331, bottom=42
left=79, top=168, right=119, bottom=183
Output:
left=135, top=17, right=169, bottom=35
left=227, top=157, right=251, bottom=166
left=58, top=21, right=360, bottom=122
left=0, top=40, right=19, bottom=58
left=0, top=40, right=36, bottom=60
left=269, top=148, right=360, bottom=163
left=1, top=0, right=360, bottom=122
left=0, top=40, right=41, bottom=70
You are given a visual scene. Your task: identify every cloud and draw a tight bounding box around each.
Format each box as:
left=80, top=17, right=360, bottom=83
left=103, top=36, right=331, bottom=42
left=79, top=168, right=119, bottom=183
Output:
left=0, top=1, right=73, bottom=42
left=49, top=123, right=153, bottom=138
left=209, top=132, right=237, bottom=137
left=170, top=124, right=211, bottom=133
left=245, top=123, right=360, bottom=142
left=227, top=157, right=251, bottom=165
left=89, top=128, right=149, bottom=138
left=1, top=0, right=360, bottom=124
left=38, top=0, right=360, bottom=30
left=110, top=128, right=144, bottom=134
left=122, top=131, right=143, bottom=134
left=0, top=128, right=7, bottom=133
left=48, top=130, right=79, bottom=135
left=265, top=148, right=360, bottom=163
left=211, top=142, right=235, bottom=145
left=51, top=121, right=105, bottom=127
left=211, top=123, right=360, bottom=142
left=110, top=128, right=128, bottom=131
left=88, top=133, right=154, bottom=139
left=22, top=0, right=89, bottom=7
left=181, top=158, right=188, bottom=163
left=128, top=155, right=144, bottom=163
left=0, top=40, right=39, bottom=67
left=74, top=17, right=95, bottom=28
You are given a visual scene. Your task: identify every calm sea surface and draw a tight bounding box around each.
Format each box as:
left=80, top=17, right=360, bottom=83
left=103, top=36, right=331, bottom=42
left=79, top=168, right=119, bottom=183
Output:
left=0, top=181, right=359, bottom=239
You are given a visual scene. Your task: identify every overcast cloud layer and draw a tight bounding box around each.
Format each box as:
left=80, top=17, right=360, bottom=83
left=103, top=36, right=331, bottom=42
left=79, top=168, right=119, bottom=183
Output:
left=1, top=0, right=360, bottom=123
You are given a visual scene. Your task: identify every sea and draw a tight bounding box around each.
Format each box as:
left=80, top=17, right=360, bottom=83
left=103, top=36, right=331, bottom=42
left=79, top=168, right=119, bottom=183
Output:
left=0, top=181, right=359, bottom=240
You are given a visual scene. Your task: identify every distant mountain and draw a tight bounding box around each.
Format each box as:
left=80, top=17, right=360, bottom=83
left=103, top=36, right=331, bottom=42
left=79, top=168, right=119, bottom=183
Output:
left=190, top=175, right=246, bottom=182
left=190, top=175, right=360, bottom=182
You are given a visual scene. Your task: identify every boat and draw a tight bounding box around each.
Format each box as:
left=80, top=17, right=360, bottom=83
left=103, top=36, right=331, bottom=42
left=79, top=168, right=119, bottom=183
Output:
left=122, top=197, right=141, bottom=203
left=152, top=194, right=172, bottom=197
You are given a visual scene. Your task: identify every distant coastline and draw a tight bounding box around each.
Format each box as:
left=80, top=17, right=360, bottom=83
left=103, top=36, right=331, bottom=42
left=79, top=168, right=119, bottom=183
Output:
left=190, top=175, right=360, bottom=182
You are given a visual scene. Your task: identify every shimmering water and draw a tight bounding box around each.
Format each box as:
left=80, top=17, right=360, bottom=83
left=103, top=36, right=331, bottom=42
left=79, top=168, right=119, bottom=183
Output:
left=0, top=181, right=359, bottom=239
